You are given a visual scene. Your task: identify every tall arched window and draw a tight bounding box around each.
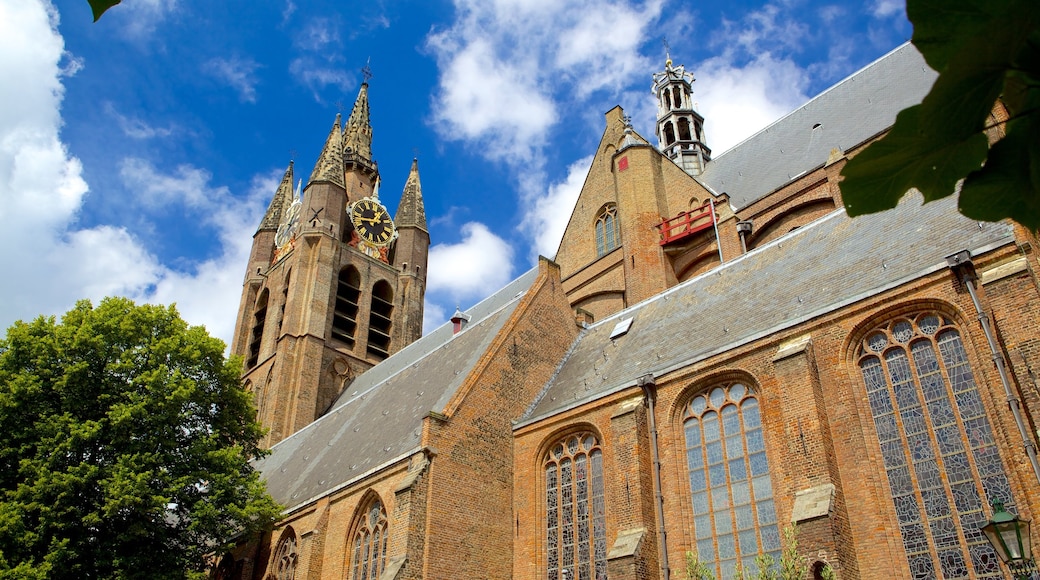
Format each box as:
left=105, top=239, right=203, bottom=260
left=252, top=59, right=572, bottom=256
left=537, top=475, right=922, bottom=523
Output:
left=545, top=431, right=607, bottom=580
left=595, top=204, right=619, bottom=257
left=272, top=527, right=297, bottom=580
left=684, top=383, right=779, bottom=579
left=247, top=289, right=269, bottom=369
left=367, top=281, right=393, bottom=360
left=332, top=266, right=361, bottom=347
left=678, top=117, right=693, bottom=141
left=349, top=497, right=388, bottom=580
left=857, top=313, right=1014, bottom=579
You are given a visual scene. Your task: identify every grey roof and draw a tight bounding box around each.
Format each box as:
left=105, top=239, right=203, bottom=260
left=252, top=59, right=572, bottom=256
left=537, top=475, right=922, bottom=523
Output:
left=257, top=267, right=539, bottom=510
left=698, top=43, right=937, bottom=210
left=520, top=196, right=1014, bottom=425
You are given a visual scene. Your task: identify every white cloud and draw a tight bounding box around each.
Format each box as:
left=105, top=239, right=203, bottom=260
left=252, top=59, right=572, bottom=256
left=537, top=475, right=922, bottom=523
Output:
left=695, top=53, right=810, bottom=154
left=106, top=0, right=179, bottom=39
left=204, top=56, right=262, bottom=103
left=427, top=222, right=515, bottom=303
left=0, top=0, right=272, bottom=348
left=289, top=58, right=353, bottom=98
left=105, top=102, right=175, bottom=139
left=426, top=0, right=661, bottom=164
left=521, top=155, right=592, bottom=260
left=871, top=0, right=904, bottom=18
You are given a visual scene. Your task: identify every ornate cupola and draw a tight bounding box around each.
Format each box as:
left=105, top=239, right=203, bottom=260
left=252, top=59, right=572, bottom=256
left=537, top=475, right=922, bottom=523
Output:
left=652, top=52, right=710, bottom=176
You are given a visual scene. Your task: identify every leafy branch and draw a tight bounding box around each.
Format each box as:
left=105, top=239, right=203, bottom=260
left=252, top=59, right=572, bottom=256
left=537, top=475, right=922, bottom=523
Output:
left=839, top=0, right=1040, bottom=231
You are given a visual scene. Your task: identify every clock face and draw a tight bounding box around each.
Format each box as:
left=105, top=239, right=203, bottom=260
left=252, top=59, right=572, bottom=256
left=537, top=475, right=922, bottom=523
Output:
left=350, top=198, right=397, bottom=246
left=275, top=199, right=302, bottom=248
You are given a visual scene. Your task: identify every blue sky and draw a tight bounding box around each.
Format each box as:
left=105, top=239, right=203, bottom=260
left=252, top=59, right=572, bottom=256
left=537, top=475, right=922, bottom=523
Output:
left=0, top=0, right=911, bottom=345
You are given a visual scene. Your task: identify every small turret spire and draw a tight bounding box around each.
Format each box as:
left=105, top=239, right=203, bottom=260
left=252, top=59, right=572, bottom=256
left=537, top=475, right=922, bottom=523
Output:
left=343, top=83, right=373, bottom=163
left=308, top=114, right=346, bottom=188
left=395, top=158, right=427, bottom=232
left=258, top=161, right=295, bottom=232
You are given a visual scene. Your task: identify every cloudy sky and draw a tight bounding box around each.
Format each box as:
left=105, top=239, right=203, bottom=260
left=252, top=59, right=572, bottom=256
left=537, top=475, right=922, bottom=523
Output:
left=0, top=0, right=911, bottom=345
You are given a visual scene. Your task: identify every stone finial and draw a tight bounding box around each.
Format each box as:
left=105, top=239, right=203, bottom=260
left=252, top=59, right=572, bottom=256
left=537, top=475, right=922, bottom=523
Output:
left=308, top=115, right=346, bottom=188
left=258, top=161, right=295, bottom=232
left=395, top=158, right=427, bottom=231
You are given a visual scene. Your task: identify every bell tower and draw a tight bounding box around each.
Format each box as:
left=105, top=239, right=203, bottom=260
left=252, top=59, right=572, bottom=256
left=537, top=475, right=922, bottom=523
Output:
left=653, top=51, right=710, bottom=176
left=230, top=78, right=430, bottom=446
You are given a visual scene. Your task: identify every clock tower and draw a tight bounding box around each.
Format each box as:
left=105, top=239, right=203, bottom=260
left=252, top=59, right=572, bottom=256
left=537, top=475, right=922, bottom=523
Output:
left=230, top=80, right=429, bottom=446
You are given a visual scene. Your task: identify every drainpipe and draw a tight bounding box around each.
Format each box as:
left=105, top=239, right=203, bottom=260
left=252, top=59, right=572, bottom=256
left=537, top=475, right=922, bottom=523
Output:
left=947, top=251, right=1040, bottom=484
left=639, top=374, right=670, bottom=580
left=710, top=201, right=724, bottom=265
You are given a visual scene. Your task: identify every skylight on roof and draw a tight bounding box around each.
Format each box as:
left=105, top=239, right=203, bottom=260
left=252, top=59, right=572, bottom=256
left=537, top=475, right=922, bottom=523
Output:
left=610, top=318, right=633, bottom=339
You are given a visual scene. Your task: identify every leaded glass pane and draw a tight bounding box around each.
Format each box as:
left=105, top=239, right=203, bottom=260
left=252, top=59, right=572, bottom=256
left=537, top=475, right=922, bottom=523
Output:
left=859, top=314, right=1018, bottom=580
left=349, top=498, right=387, bottom=580
left=545, top=433, right=607, bottom=580
left=868, top=331, right=888, bottom=351
left=685, top=383, right=777, bottom=579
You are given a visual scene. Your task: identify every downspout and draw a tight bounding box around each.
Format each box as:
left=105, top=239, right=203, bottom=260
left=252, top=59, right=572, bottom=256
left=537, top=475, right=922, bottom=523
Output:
left=710, top=201, right=723, bottom=264
left=947, top=251, right=1040, bottom=484
left=639, top=374, right=670, bottom=580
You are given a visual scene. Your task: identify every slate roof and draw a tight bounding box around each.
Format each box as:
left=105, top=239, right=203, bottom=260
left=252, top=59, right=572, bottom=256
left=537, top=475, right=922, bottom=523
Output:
left=257, top=267, right=539, bottom=510
left=519, top=196, right=1015, bottom=425
left=698, top=43, right=937, bottom=210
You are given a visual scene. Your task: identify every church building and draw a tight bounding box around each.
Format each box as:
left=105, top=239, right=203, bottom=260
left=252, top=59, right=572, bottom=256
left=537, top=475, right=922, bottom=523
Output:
left=221, top=43, right=1040, bottom=580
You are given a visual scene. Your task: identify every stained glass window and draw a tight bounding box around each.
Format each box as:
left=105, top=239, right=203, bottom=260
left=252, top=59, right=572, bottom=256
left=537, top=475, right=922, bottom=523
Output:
left=350, top=497, right=389, bottom=580
left=595, top=205, right=620, bottom=257
left=684, top=383, right=779, bottom=579
left=273, top=527, right=297, bottom=580
left=858, top=313, right=1014, bottom=579
left=545, top=432, right=607, bottom=580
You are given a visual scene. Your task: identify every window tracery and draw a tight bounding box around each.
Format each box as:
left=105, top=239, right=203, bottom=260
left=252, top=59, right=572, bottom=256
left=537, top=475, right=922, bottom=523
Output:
left=545, top=431, right=607, bottom=580
left=684, top=383, right=779, bottom=579
left=857, top=312, right=1013, bottom=579
left=595, top=205, right=619, bottom=257
left=272, top=527, right=297, bottom=580
left=350, top=497, right=388, bottom=580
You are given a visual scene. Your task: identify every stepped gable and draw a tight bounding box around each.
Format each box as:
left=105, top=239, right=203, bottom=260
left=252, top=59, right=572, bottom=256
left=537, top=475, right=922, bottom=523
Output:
left=256, top=267, right=540, bottom=509
left=698, top=42, right=937, bottom=210
left=520, top=196, right=1014, bottom=425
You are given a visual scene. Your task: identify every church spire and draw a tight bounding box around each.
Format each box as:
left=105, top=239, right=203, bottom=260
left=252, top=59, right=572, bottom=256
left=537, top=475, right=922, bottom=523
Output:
left=395, top=158, right=427, bottom=231
left=308, top=114, right=346, bottom=188
left=652, top=54, right=710, bottom=176
left=343, top=82, right=373, bottom=164
left=258, top=161, right=295, bottom=232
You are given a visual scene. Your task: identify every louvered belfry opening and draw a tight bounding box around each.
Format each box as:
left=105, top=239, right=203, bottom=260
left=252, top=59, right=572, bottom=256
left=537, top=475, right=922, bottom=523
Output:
left=367, top=281, right=393, bottom=360
left=332, top=266, right=361, bottom=347
left=246, top=289, right=269, bottom=369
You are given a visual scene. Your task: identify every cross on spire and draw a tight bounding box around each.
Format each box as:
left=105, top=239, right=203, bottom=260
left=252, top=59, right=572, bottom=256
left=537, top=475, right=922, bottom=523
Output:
left=361, top=58, right=372, bottom=83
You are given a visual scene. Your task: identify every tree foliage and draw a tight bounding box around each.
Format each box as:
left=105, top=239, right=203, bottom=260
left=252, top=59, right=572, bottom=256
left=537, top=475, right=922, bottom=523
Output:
left=840, top=0, right=1040, bottom=230
left=87, top=0, right=121, bottom=21
left=0, top=298, right=281, bottom=579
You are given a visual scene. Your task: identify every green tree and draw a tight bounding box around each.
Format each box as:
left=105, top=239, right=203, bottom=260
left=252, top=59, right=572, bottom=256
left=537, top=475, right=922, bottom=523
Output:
left=0, top=298, right=281, bottom=579
left=685, top=551, right=717, bottom=580
left=839, top=0, right=1040, bottom=230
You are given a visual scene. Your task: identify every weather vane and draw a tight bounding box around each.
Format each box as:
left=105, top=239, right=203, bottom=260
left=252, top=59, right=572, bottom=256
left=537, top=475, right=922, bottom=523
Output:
left=361, top=57, right=372, bottom=83
left=663, top=38, right=672, bottom=65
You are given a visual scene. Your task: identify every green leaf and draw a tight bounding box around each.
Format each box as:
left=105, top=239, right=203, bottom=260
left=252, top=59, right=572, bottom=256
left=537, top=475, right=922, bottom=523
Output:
left=87, top=0, right=121, bottom=22
left=840, top=104, right=988, bottom=216
left=959, top=96, right=1040, bottom=229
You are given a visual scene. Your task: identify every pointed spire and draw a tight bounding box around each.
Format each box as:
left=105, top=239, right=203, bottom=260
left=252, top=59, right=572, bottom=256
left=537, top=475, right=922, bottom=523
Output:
left=308, top=114, right=346, bottom=188
left=343, top=83, right=373, bottom=162
left=258, top=161, right=295, bottom=232
left=395, top=158, right=427, bottom=231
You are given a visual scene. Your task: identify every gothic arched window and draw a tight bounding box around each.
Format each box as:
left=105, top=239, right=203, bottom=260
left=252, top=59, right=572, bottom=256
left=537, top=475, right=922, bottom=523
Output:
left=272, top=527, right=297, bottom=580
left=678, top=117, right=693, bottom=141
left=367, top=281, right=393, bottom=360
left=247, top=289, right=269, bottom=369
left=684, top=383, right=779, bottom=579
left=663, top=121, right=677, bottom=146
left=857, top=313, right=1014, bottom=579
left=349, top=497, right=389, bottom=580
left=545, top=431, right=607, bottom=580
left=594, top=205, right=619, bottom=257
left=332, top=266, right=361, bottom=347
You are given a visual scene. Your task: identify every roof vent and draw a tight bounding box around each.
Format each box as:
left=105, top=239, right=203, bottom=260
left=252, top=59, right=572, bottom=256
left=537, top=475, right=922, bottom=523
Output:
left=450, top=306, right=471, bottom=334
left=610, top=318, right=633, bottom=339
